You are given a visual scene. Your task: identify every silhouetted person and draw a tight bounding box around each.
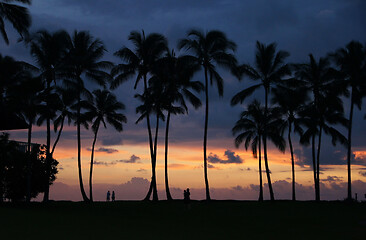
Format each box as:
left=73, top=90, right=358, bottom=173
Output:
left=184, top=188, right=191, bottom=204
left=106, top=190, right=110, bottom=201
left=112, top=191, right=115, bottom=202
left=355, top=193, right=358, bottom=201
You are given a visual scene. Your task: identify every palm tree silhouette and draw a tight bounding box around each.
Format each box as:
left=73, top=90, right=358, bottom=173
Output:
left=331, top=41, right=365, bottom=200
left=112, top=30, right=168, bottom=201
left=84, top=89, right=126, bottom=202
left=26, top=29, right=70, bottom=202
left=231, top=41, right=290, bottom=201
left=50, top=87, right=75, bottom=157
left=152, top=50, right=203, bottom=200
left=272, top=80, right=307, bottom=201
left=295, top=54, right=346, bottom=201
left=135, top=79, right=166, bottom=201
left=233, top=100, right=285, bottom=201
left=0, top=0, right=31, bottom=44
left=65, top=30, right=113, bottom=202
left=178, top=29, right=237, bottom=200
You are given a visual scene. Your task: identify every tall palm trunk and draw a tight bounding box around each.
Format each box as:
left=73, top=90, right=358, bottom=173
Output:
left=143, top=75, right=157, bottom=201
left=51, top=116, right=65, bottom=156
left=316, top=125, right=323, bottom=202
left=263, top=86, right=274, bottom=201
left=26, top=122, right=32, bottom=203
left=288, top=122, right=296, bottom=201
left=164, top=110, right=173, bottom=200
left=77, top=92, right=89, bottom=202
left=258, top=136, right=263, bottom=201
left=89, top=124, right=99, bottom=202
left=346, top=93, right=354, bottom=200
left=311, top=135, right=318, bottom=201
left=203, top=67, right=211, bottom=201
left=43, top=83, right=51, bottom=202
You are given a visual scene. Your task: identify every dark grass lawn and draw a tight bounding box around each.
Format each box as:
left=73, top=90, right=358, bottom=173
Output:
left=1, top=200, right=366, bottom=240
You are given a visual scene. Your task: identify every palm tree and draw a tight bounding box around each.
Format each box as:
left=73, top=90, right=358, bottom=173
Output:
left=233, top=100, right=285, bottom=201
left=231, top=41, right=290, bottom=201
left=135, top=80, right=166, bottom=201
left=300, top=97, right=348, bottom=201
left=65, top=30, right=113, bottom=202
left=50, top=87, right=75, bottom=157
left=0, top=0, right=31, bottom=44
left=294, top=54, right=345, bottom=201
left=152, top=50, right=203, bottom=200
left=331, top=41, right=366, bottom=200
left=84, top=89, right=126, bottom=202
left=178, top=29, right=237, bottom=200
left=272, top=81, right=307, bottom=201
left=112, top=30, right=168, bottom=201
left=26, top=29, right=70, bottom=202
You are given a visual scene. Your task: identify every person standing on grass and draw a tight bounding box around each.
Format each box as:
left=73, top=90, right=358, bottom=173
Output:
left=112, top=191, right=115, bottom=202
left=107, top=191, right=111, bottom=201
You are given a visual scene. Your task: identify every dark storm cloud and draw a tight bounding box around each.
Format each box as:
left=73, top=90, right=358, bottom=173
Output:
left=208, top=150, right=243, bottom=164
left=100, top=135, right=123, bottom=146
left=86, top=147, right=119, bottom=154
left=321, top=176, right=343, bottom=183
left=359, top=171, right=366, bottom=177
left=93, top=160, right=116, bottom=166
left=294, top=139, right=366, bottom=167
left=2, top=0, right=366, bottom=165
left=116, top=154, right=141, bottom=163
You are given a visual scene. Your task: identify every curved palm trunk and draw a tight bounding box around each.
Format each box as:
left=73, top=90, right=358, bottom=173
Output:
left=143, top=75, right=157, bottom=201
left=311, top=135, right=318, bottom=201
left=316, top=125, right=323, bottom=202
left=346, top=94, right=354, bottom=200
left=26, top=122, right=32, bottom=203
left=264, top=87, right=274, bottom=201
left=51, top=116, right=65, bottom=156
left=164, top=110, right=173, bottom=200
left=288, top=122, right=296, bottom=201
left=151, top=114, right=160, bottom=201
left=258, top=136, right=263, bottom=201
left=77, top=94, right=89, bottom=202
left=203, top=67, right=211, bottom=201
left=89, top=124, right=99, bottom=202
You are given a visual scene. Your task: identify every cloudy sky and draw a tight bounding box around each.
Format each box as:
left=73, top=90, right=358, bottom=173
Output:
left=2, top=0, right=366, bottom=201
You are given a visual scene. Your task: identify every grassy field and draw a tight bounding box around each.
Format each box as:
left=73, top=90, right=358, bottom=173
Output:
left=1, top=200, right=366, bottom=240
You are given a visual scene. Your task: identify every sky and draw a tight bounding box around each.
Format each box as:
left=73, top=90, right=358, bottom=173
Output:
left=1, top=0, right=366, bottom=201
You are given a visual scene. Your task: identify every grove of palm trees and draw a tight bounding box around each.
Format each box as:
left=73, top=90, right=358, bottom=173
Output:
left=0, top=1, right=365, bottom=239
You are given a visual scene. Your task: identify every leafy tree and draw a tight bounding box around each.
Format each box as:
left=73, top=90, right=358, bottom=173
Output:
left=0, top=133, right=58, bottom=202
left=0, top=0, right=31, bottom=44
left=331, top=41, right=366, bottom=200
left=232, top=41, right=290, bottom=201
left=5, top=74, right=45, bottom=202
left=112, top=30, right=168, bottom=201
left=84, top=89, right=126, bottom=202
left=178, top=29, right=237, bottom=200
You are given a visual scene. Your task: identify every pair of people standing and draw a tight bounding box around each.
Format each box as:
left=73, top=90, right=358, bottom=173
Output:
left=106, top=191, right=115, bottom=201
left=183, top=188, right=190, bottom=204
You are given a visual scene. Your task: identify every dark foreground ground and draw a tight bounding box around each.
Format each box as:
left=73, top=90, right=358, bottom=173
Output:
left=1, top=200, right=366, bottom=240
